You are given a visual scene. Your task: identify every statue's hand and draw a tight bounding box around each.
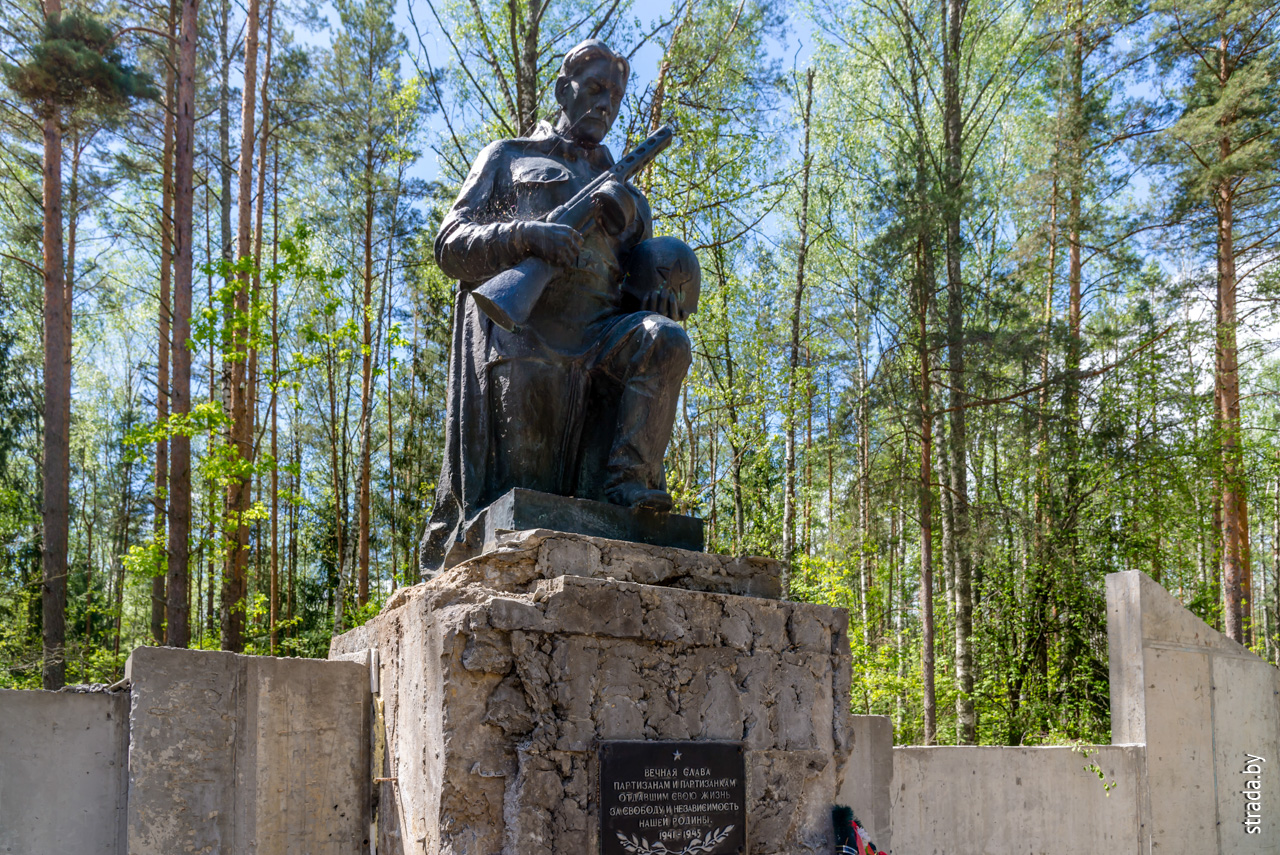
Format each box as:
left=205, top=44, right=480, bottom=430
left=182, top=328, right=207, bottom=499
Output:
left=641, top=286, right=686, bottom=322
left=522, top=222, right=584, bottom=267
left=591, top=178, right=639, bottom=237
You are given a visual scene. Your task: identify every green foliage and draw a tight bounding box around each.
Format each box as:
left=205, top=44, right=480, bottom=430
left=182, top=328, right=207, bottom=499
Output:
left=2, top=12, right=157, bottom=118
left=2, top=0, right=1278, bottom=752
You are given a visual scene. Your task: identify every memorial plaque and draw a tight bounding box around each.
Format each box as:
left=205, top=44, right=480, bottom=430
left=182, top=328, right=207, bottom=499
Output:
left=599, top=740, right=746, bottom=855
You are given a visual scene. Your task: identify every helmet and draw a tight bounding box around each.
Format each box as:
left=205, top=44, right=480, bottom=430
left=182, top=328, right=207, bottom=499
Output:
left=621, top=237, right=701, bottom=320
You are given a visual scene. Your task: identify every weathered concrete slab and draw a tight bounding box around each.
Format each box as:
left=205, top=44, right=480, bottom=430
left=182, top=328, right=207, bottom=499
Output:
left=125, top=647, right=371, bottom=855
left=890, top=744, right=1148, bottom=855
left=1107, top=570, right=1280, bottom=854
left=407, top=526, right=781, bottom=603
left=836, top=715, right=893, bottom=852
left=0, top=688, right=128, bottom=855
left=333, top=541, right=850, bottom=855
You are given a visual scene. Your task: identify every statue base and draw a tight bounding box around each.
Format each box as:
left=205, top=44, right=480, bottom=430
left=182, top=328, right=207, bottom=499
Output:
left=446, top=488, right=704, bottom=568
left=331, top=530, right=852, bottom=855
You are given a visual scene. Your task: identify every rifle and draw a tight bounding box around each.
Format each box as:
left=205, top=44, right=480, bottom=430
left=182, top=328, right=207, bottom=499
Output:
left=469, top=124, right=675, bottom=332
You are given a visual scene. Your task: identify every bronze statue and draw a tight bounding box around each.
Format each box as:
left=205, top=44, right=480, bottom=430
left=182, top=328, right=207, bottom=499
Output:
left=420, top=39, right=701, bottom=574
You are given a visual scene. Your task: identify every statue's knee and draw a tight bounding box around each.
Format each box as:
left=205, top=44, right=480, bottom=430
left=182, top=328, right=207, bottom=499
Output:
left=645, top=315, right=692, bottom=370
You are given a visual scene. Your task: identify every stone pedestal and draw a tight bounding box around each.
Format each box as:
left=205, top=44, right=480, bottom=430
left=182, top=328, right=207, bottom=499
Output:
left=331, top=529, right=852, bottom=855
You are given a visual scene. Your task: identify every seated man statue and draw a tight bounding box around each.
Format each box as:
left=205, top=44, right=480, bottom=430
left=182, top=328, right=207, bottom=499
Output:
left=419, top=38, right=701, bottom=575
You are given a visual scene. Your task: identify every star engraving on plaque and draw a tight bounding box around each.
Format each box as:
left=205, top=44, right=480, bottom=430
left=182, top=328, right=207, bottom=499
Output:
left=673, top=750, right=682, bottom=761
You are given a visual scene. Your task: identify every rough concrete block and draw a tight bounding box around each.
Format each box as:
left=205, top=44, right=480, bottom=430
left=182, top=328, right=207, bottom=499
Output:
left=125, top=646, right=239, bottom=854
left=331, top=539, right=851, bottom=855
left=0, top=688, right=128, bottom=855
left=890, top=745, right=1147, bottom=855
left=125, top=646, right=370, bottom=855
left=411, top=527, right=782, bottom=601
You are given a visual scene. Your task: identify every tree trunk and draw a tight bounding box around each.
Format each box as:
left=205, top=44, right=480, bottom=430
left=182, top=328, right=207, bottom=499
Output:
left=1213, top=27, right=1250, bottom=644
left=66, top=133, right=84, bottom=644
left=113, top=417, right=134, bottom=658
left=1031, top=175, right=1057, bottom=683
left=40, top=0, right=69, bottom=691
left=204, top=120, right=219, bottom=643
left=357, top=144, right=375, bottom=607
left=289, top=424, right=299, bottom=634
left=914, top=103, right=937, bottom=743
left=219, top=0, right=232, bottom=264
left=223, top=0, right=260, bottom=652
left=215, top=0, right=232, bottom=634
left=386, top=197, right=397, bottom=590
left=269, top=139, right=279, bottom=652
left=328, top=340, right=346, bottom=633
left=783, top=69, right=815, bottom=571
left=937, top=409, right=955, bottom=615
left=943, top=0, right=974, bottom=744
left=513, top=0, right=543, bottom=135
left=153, top=50, right=174, bottom=645
left=1273, top=465, right=1279, bottom=661
left=1217, top=165, right=1245, bottom=642
left=246, top=0, right=274, bottom=643
left=917, top=238, right=936, bottom=747
left=1063, top=20, right=1084, bottom=585
left=711, top=244, right=744, bottom=554
left=804, top=346, right=814, bottom=556
left=857, top=296, right=872, bottom=648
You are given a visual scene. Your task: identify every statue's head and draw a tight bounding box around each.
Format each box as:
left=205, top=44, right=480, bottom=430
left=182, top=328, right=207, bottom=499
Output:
left=554, top=39, right=629, bottom=146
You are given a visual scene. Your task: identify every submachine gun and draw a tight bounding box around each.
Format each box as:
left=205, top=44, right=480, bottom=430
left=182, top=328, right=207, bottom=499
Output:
left=469, top=124, right=676, bottom=332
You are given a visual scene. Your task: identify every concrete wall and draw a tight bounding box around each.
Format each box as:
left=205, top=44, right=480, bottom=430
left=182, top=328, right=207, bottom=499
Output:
left=889, top=744, right=1148, bottom=854
left=0, top=688, right=129, bottom=855
left=1, top=648, right=373, bottom=855
left=6, top=568, right=1278, bottom=855
left=845, top=570, right=1280, bottom=855
left=125, top=646, right=371, bottom=855
left=1108, top=570, right=1280, bottom=854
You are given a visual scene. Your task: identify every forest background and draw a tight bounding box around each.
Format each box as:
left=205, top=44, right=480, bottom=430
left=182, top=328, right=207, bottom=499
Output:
left=1, top=0, right=1277, bottom=748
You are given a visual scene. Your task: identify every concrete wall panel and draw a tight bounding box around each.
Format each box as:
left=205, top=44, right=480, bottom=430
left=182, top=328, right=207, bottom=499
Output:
left=242, top=655, right=372, bottom=853
left=1107, top=572, right=1146, bottom=746
left=0, top=689, right=128, bottom=855
left=125, top=647, right=240, bottom=854
left=836, top=716, right=893, bottom=852
left=889, top=744, right=1146, bottom=855
left=126, top=647, right=370, bottom=855
left=1140, top=645, right=1217, bottom=851
left=1107, top=570, right=1280, bottom=855
left=1211, top=653, right=1280, bottom=852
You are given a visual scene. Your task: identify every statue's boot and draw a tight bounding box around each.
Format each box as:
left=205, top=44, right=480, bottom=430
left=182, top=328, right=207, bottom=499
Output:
left=602, top=313, right=691, bottom=510
left=606, top=482, right=675, bottom=512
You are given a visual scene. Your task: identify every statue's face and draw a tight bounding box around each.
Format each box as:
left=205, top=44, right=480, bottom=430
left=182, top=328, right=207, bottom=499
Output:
left=556, top=57, right=627, bottom=145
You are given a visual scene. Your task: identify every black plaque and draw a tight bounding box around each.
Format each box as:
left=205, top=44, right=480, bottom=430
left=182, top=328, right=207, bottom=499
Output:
left=599, top=740, right=746, bottom=855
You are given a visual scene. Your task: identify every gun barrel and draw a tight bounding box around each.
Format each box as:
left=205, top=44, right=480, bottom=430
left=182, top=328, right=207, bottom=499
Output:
left=611, top=124, right=674, bottom=182
left=544, top=124, right=675, bottom=229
